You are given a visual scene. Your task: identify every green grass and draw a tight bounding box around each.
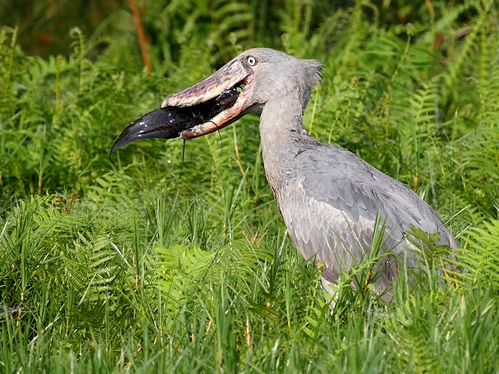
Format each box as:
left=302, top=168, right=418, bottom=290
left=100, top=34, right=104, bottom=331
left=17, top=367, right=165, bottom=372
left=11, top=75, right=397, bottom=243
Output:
left=1, top=1, right=498, bottom=372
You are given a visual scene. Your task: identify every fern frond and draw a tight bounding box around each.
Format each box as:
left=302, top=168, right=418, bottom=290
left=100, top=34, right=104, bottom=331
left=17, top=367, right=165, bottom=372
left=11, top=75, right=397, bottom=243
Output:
left=459, top=219, right=499, bottom=290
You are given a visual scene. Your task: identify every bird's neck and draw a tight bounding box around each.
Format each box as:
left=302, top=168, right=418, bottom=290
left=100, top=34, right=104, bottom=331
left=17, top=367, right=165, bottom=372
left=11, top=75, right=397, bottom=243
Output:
left=259, top=95, right=311, bottom=195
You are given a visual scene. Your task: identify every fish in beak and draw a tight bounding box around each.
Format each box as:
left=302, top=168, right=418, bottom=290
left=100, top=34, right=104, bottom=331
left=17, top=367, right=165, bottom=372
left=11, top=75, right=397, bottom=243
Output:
left=111, top=56, right=255, bottom=151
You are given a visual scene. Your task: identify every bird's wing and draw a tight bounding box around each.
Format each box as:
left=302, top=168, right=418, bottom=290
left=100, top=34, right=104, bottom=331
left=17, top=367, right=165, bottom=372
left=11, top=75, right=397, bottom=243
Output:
left=277, top=144, right=454, bottom=292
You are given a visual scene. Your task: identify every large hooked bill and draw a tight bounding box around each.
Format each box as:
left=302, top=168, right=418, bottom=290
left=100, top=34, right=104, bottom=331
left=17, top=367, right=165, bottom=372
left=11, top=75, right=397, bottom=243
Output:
left=111, top=56, right=254, bottom=151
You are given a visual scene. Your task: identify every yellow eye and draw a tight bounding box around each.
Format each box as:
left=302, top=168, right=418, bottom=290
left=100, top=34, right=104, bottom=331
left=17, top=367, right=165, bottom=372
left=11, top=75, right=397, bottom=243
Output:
left=247, top=56, right=257, bottom=66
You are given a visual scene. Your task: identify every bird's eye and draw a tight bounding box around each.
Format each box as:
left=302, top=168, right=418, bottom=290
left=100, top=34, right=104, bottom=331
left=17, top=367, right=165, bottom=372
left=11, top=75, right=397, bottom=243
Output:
left=246, top=56, right=257, bottom=66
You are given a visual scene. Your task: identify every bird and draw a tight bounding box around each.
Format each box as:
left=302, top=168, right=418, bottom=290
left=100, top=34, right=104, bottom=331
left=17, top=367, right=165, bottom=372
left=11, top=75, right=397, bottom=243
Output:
left=117, top=48, right=456, bottom=302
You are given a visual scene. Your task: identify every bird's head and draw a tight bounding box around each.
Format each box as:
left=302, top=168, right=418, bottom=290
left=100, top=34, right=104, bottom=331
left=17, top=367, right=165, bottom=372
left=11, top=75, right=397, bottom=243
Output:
left=162, top=48, right=322, bottom=139
left=111, top=48, right=322, bottom=150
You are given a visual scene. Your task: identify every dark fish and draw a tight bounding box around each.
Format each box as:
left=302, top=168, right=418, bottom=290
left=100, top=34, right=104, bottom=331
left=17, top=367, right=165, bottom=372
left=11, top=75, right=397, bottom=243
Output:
left=111, top=107, right=199, bottom=151
left=111, top=88, right=240, bottom=151
left=215, top=87, right=239, bottom=107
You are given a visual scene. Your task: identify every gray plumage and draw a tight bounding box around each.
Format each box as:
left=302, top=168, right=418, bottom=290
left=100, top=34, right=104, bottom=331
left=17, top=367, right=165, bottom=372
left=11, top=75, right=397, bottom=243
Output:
left=161, top=48, right=456, bottom=301
left=245, top=49, right=455, bottom=300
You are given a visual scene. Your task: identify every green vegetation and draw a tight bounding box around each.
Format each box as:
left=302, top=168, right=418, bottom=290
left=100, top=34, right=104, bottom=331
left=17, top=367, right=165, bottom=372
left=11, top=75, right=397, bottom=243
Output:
left=1, top=0, right=498, bottom=372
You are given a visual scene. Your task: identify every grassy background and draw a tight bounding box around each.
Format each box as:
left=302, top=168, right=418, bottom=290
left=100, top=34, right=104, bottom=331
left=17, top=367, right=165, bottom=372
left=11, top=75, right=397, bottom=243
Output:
left=1, top=0, right=498, bottom=372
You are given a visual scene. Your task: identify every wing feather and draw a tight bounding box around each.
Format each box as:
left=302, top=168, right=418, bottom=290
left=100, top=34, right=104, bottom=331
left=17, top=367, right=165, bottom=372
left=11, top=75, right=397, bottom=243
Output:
left=275, top=144, right=455, bottom=298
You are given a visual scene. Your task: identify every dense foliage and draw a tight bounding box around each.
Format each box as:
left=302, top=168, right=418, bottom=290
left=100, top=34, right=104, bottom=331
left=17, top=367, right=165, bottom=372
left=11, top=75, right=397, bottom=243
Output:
left=1, top=0, right=498, bottom=372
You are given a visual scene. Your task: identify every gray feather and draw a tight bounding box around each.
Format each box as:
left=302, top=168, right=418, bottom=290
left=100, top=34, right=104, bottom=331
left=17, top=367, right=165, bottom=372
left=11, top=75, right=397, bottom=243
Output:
left=275, top=143, right=454, bottom=299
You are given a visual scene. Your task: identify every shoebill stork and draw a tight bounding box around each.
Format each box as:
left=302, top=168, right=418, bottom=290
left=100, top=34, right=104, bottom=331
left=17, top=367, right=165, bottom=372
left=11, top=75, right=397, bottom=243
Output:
left=115, top=48, right=456, bottom=301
